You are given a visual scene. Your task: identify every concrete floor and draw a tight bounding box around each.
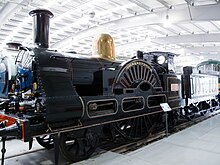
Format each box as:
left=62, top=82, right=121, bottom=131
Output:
left=1, top=114, right=220, bottom=165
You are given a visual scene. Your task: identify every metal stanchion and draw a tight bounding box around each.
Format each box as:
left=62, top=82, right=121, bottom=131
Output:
left=165, top=112, right=169, bottom=137
left=160, top=103, right=172, bottom=138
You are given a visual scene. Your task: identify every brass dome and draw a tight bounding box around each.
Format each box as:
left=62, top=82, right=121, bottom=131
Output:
left=92, top=33, right=115, bottom=61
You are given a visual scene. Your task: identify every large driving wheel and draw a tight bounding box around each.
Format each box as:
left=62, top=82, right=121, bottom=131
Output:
left=114, top=115, right=154, bottom=141
left=59, top=129, right=98, bottom=163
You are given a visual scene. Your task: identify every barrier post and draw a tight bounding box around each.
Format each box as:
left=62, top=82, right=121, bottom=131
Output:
left=160, top=103, right=172, bottom=137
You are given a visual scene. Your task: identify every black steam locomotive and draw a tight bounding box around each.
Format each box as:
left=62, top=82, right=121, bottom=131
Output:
left=0, top=9, right=218, bottom=165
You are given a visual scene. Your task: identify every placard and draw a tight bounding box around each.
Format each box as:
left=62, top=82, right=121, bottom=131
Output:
left=160, top=103, right=172, bottom=112
left=171, top=83, right=179, bottom=91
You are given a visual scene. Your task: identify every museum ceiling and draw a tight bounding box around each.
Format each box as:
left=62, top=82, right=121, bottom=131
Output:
left=0, top=0, right=220, bottom=68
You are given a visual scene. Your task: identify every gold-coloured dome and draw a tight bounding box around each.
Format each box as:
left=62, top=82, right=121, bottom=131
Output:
left=92, top=33, right=115, bottom=61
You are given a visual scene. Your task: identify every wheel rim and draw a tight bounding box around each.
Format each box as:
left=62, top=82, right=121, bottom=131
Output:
left=114, top=115, right=153, bottom=141
left=36, top=135, right=54, bottom=150
left=59, top=129, right=98, bottom=163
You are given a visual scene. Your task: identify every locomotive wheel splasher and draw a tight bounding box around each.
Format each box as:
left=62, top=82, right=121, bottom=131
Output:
left=112, top=59, right=160, bottom=94
left=112, top=59, right=161, bottom=140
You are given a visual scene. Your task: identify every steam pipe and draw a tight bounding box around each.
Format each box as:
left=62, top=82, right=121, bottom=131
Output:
left=29, top=9, right=53, bottom=48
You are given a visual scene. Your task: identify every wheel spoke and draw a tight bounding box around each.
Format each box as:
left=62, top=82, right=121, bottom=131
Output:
left=42, top=135, right=47, bottom=139
left=143, top=116, right=149, bottom=132
left=140, top=117, right=143, bottom=137
left=115, top=115, right=153, bottom=141
left=135, top=117, right=139, bottom=137
left=123, top=119, right=131, bottom=131
left=75, top=140, right=83, bottom=156
left=128, top=119, right=136, bottom=137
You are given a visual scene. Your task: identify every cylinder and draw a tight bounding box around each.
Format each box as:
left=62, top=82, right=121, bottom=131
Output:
left=29, top=9, right=54, bottom=48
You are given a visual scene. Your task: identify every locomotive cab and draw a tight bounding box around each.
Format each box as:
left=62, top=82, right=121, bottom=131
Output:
left=141, top=51, right=176, bottom=74
left=139, top=51, right=181, bottom=109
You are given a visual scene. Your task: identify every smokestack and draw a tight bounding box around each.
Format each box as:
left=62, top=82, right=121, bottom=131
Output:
left=29, top=9, right=53, bottom=48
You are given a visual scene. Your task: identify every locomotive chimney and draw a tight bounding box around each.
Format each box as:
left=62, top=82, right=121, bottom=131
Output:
left=29, top=9, right=53, bottom=48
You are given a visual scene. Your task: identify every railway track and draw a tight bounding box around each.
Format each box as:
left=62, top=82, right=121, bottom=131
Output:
left=0, top=110, right=219, bottom=164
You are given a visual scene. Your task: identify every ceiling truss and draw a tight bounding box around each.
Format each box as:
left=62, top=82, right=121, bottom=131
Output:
left=0, top=0, right=219, bottom=68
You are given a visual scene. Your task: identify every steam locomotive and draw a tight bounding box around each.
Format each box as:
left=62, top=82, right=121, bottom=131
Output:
left=0, top=9, right=219, bottom=165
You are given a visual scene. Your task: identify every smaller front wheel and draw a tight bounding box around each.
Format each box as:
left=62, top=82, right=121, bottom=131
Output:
left=36, top=135, right=54, bottom=150
left=59, top=129, right=98, bottom=163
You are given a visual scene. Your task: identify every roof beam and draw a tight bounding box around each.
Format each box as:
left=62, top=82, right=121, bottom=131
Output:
left=191, top=22, right=207, bottom=33
left=127, top=0, right=152, bottom=12
left=51, top=3, right=220, bottom=49
left=184, top=46, right=220, bottom=53
left=151, top=33, right=220, bottom=44
left=116, top=39, right=152, bottom=50
left=156, top=0, right=172, bottom=8
left=185, top=0, right=195, bottom=6
left=210, top=21, right=220, bottom=30
left=110, top=3, right=220, bottom=28
left=0, top=2, right=21, bottom=27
